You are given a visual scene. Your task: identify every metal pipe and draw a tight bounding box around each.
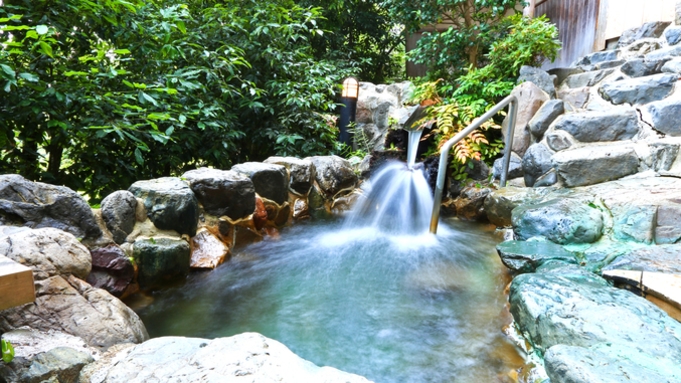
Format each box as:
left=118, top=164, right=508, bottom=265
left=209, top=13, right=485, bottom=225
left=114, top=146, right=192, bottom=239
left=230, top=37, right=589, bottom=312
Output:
left=429, top=95, right=518, bottom=234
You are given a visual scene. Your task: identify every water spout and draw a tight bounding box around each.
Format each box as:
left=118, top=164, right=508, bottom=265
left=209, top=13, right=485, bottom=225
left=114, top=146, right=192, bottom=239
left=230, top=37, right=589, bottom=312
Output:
left=406, top=129, right=424, bottom=169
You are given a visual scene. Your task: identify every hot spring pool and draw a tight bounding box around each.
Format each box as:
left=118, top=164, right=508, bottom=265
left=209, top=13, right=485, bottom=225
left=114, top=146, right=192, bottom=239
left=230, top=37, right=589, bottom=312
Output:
left=132, top=217, right=522, bottom=383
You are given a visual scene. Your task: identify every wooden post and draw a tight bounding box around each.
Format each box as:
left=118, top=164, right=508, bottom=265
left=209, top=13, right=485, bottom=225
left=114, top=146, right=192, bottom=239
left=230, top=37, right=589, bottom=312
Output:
left=0, top=255, right=35, bottom=311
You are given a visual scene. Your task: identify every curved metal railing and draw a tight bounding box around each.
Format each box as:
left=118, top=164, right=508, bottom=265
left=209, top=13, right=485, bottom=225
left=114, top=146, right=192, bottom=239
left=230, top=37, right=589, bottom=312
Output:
left=429, top=95, right=518, bottom=234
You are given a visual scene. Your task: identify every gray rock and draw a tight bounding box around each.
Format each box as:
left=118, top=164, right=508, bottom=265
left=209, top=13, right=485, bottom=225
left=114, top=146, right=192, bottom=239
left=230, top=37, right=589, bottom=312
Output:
left=599, top=73, right=676, bottom=105
left=546, top=130, right=575, bottom=152
left=231, top=162, right=289, bottom=205
left=635, top=21, right=672, bottom=40
left=466, top=159, right=490, bottom=181
left=646, top=44, right=681, bottom=61
left=620, top=58, right=669, bottom=78
left=549, top=67, right=584, bottom=86
left=453, top=186, right=491, bottom=221
left=656, top=203, right=681, bottom=244
left=556, top=87, right=590, bottom=110
left=20, top=347, right=94, bottom=383
left=492, top=152, right=524, bottom=180
left=512, top=198, right=604, bottom=244
left=86, top=245, right=134, bottom=298
left=496, top=240, right=577, bottom=272
left=133, top=237, right=190, bottom=290
left=0, top=174, right=102, bottom=242
left=510, top=268, right=681, bottom=362
left=264, top=156, right=316, bottom=195
left=553, top=146, right=640, bottom=187
left=129, top=177, right=199, bottom=237
left=503, top=82, right=549, bottom=156
left=623, top=38, right=664, bottom=57
left=528, top=100, right=564, bottom=140
left=593, top=59, right=626, bottom=70
left=575, top=50, right=619, bottom=66
left=522, top=143, right=554, bottom=187
left=545, top=344, right=681, bottom=383
left=101, top=191, right=137, bottom=244
left=617, top=27, right=639, bottom=48
left=0, top=274, right=148, bottom=350
left=665, top=25, right=681, bottom=45
left=535, top=168, right=558, bottom=187
left=604, top=244, right=681, bottom=273
left=611, top=204, right=658, bottom=243
left=0, top=227, right=90, bottom=280
left=182, top=168, right=255, bottom=220
left=661, top=57, right=681, bottom=74
left=307, top=156, right=358, bottom=197
left=650, top=142, right=680, bottom=171
left=564, top=69, right=614, bottom=89
left=641, top=98, right=681, bottom=136
left=553, top=109, right=640, bottom=142
left=78, top=333, right=371, bottom=383
left=484, top=187, right=547, bottom=227
left=518, top=66, right=556, bottom=98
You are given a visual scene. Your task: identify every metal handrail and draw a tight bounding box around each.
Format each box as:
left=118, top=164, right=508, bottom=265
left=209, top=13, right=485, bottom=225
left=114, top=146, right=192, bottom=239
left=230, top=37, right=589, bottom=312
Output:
left=429, top=95, right=518, bottom=234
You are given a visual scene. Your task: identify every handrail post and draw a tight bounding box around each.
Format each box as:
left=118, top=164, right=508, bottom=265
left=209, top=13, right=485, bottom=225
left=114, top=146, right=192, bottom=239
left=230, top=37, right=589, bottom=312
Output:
left=429, top=95, right=518, bottom=234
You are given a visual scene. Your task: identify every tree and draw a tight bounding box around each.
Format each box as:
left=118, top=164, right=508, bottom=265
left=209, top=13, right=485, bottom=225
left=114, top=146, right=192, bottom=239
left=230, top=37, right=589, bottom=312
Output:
left=300, top=0, right=405, bottom=83
left=384, top=0, right=523, bottom=80
left=0, top=0, right=350, bottom=200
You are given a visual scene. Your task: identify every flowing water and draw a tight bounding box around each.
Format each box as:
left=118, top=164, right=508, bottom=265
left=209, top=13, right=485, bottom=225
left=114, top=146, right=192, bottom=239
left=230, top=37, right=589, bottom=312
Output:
left=132, top=155, right=522, bottom=382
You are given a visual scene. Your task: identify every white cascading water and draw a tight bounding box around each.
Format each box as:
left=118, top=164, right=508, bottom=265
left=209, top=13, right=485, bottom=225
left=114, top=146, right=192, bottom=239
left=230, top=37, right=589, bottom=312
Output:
left=344, top=129, right=434, bottom=234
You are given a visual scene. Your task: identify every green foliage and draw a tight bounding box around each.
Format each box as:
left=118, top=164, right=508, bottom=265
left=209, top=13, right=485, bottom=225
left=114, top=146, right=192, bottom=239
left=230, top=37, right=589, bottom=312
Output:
left=454, top=14, right=560, bottom=112
left=409, top=14, right=559, bottom=182
left=300, top=0, right=405, bottom=83
left=0, top=0, right=350, bottom=201
left=385, top=0, right=523, bottom=81
left=1, top=339, right=14, bottom=363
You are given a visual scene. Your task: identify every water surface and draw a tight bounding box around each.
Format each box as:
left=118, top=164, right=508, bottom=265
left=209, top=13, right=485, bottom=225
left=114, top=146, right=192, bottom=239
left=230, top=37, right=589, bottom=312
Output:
left=134, top=218, right=520, bottom=383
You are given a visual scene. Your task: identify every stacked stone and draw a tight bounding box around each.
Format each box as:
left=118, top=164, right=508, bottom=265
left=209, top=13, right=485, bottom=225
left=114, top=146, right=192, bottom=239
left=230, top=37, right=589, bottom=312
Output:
left=499, top=20, right=681, bottom=191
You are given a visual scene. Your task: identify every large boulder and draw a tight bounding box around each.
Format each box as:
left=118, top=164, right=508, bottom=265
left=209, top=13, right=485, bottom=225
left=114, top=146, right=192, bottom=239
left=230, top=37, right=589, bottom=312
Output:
left=86, top=245, right=134, bottom=298
left=528, top=99, right=564, bottom=140
left=553, top=146, right=640, bottom=187
left=512, top=198, right=604, bottom=244
left=355, top=82, right=414, bottom=150
left=503, top=82, right=549, bottom=157
left=182, top=168, right=255, bottom=220
left=620, top=58, right=668, bottom=78
left=661, top=57, right=681, bottom=74
left=544, top=344, right=681, bottom=383
left=641, top=98, right=681, bottom=136
left=665, top=25, right=681, bottom=45
left=603, top=244, right=681, bottom=274
left=0, top=229, right=148, bottom=349
left=0, top=175, right=102, bottom=242
left=574, top=51, right=619, bottom=66
left=510, top=267, right=681, bottom=376
left=78, top=333, right=371, bottom=383
left=645, top=44, right=681, bottom=61
left=128, top=177, right=199, bottom=237
left=496, top=240, right=578, bottom=273
left=492, top=152, right=524, bottom=180
left=0, top=327, right=102, bottom=382
left=563, top=69, right=614, bottom=88
left=133, top=237, right=190, bottom=290
left=484, top=187, right=546, bottom=227
left=518, top=66, right=556, bottom=98
left=307, top=156, right=358, bottom=197
left=599, top=73, right=677, bottom=105
left=552, top=108, right=640, bottom=143
left=522, top=143, right=554, bottom=187
left=264, top=156, right=316, bottom=195
left=231, top=162, right=289, bottom=205
left=100, top=191, right=137, bottom=244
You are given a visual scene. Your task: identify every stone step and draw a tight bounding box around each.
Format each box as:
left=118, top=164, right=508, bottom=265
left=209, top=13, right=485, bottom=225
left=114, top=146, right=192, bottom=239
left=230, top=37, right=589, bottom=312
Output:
left=603, top=269, right=681, bottom=321
left=0, top=254, right=34, bottom=311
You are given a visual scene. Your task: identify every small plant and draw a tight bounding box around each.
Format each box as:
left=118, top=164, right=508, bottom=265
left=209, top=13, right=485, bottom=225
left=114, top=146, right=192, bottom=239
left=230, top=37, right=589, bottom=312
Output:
left=2, top=339, right=14, bottom=363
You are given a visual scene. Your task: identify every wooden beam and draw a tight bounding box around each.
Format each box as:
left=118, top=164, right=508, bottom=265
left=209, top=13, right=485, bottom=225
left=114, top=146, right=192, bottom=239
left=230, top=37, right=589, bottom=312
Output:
left=0, top=255, right=35, bottom=311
